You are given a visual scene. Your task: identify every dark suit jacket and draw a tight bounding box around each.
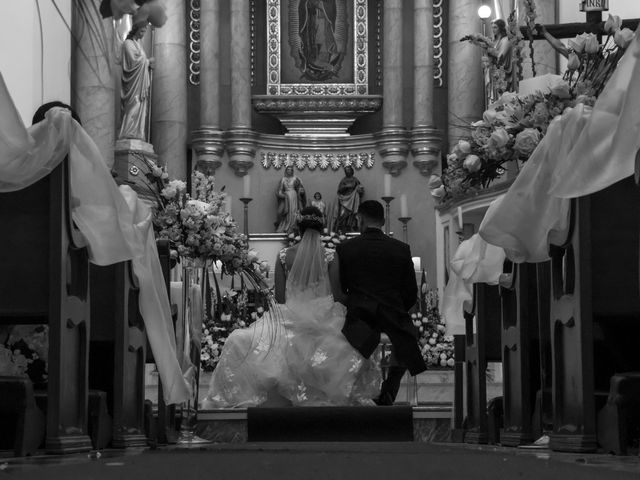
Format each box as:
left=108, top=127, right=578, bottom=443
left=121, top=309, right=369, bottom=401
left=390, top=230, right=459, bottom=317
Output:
left=336, top=228, right=426, bottom=375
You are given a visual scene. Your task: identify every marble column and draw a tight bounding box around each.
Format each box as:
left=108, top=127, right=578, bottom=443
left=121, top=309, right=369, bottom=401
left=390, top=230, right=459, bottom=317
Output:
left=376, top=0, right=408, bottom=176
left=152, top=0, right=188, bottom=180
left=448, top=0, right=485, bottom=150
left=71, top=0, right=116, bottom=169
left=411, top=0, right=442, bottom=177
left=227, top=0, right=256, bottom=177
left=192, top=0, right=224, bottom=174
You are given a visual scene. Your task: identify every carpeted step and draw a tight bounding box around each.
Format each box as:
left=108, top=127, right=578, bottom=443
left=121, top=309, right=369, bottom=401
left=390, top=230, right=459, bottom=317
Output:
left=247, top=406, right=413, bottom=442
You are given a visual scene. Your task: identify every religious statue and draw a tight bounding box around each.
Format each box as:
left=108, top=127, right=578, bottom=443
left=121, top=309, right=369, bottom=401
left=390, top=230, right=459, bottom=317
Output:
left=329, top=166, right=364, bottom=233
left=275, top=166, right=307, bottom=233
left=311, top=191, right=327, bottom=225
left=485, top=19, right=515, bottom=102
left=118, top=12, right=153, bottom=141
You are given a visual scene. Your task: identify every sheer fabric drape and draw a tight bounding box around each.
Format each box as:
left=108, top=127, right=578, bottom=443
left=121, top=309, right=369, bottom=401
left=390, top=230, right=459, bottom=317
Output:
left=0, top=74, right=190, bottom=404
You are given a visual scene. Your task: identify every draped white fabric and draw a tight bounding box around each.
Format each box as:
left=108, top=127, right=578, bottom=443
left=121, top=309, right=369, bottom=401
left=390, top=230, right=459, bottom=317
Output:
left=442, top=233, right=505, bottom=335
left=0, top=73, right=190, bottom=404
left=550, top=26, right=640, bottom=198
left=478, top=106, right=591, bottom=263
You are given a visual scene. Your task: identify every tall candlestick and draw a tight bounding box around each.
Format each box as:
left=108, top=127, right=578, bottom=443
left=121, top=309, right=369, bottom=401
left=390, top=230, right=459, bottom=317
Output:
left=398, top=216, right=412, bottom=244
left=384, top=173, right=392, bottom=197
left=400, top=194, right=408, bottom=218
left=239, top=197, right=252, bottom=237
left=243, top=174, right=251, bottom=198
left=381, top=196, right=395, bottom=236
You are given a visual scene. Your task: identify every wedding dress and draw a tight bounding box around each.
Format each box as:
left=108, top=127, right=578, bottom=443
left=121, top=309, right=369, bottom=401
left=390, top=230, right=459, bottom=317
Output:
left=204, top=229, right=381, bottom=408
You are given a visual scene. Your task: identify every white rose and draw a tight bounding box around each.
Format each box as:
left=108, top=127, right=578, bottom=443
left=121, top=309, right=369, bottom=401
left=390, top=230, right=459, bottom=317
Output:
left=457, top=140, right=472, bottom=154
left=513, top=128, right=542, bottom=157
left=568, top=33, right=588, bottom=53
left=447, top=358, right=455, bottom=367
left=428, top=338, right=436, bottom=345
left=604, top=14, right=622, bottom=34
left=614, top=28, right=635, bottom=49
left=463, top=154, right=482, bottom=173
left=567, top=52, right=581, bottom=72
left=549, top=78, right=571, bottom=99
left=584, top=33, right=599, bottom=55
left=489, top=128, right=510, bottom=149
left=482, top=109, right=498, bottom=125
left=430, top=186, right=446, bottom=199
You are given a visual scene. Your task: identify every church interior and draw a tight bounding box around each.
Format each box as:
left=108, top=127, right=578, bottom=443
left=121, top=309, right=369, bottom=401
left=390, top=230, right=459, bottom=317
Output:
left=2, top=0, right=640, bottom=471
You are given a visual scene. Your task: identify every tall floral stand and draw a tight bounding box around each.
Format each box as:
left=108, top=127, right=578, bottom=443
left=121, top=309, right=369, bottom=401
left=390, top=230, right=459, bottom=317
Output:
left=176, top=258, right=212, bottom=445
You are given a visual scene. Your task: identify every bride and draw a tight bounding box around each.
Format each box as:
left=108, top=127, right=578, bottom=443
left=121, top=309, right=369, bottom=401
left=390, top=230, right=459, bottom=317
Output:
left=204, top=206, right=381, bottom=407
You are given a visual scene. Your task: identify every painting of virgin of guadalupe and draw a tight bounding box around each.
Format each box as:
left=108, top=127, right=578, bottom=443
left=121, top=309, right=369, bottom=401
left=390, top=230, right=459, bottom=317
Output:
left=287, top=0, right=350, bottom=82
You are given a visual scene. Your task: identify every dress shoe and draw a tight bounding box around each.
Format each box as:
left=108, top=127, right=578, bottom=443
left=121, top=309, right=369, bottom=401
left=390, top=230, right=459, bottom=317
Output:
left=373, top=392, right=394, bottom=406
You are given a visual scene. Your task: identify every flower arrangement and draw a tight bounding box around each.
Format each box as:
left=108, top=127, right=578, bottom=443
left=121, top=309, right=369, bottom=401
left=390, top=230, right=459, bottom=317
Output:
left=412, top=275, right=454, bottom=368
left=0, top=325, right=49, bottom=383
left=139, top=163, right=274, bottom=372
left=432, top=10, right=635, bottom=204
left=145, top=167, right=260, bottom=276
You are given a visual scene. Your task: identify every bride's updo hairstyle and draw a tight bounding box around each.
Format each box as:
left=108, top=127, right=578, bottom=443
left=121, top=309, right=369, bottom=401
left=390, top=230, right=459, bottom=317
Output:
left=297, top=206, right=324, bottom=234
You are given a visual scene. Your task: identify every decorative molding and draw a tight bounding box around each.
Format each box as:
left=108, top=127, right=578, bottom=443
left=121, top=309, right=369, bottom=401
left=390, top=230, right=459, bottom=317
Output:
left=188, top=0, right=201, bottom=85
left=433, top=0, right=444, bottom=88
left=375, top=127, right=410, bottom=176
left=250, top=0, right=256, bottom=87
left=192, top=127, right=225, bottom=174
left=226, top=128, right=258, bottom=176
left=259, top=150, right=375, bottom=171
left=376, top=0, right=383, bottom=88
left=411, top=126, right=442, bottom=176
left=252, top=94, right=382, bottom=136
left=253, top=96, right=382, bottom=112
left=266, top=0, right=369, bottom=96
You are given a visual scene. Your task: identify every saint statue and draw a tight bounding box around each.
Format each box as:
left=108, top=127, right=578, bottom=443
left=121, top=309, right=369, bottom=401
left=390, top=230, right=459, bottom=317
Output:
left=275, top=166, right=307, bottom=233
left=485, top=19, right=515, bottom=102
left=311, top=192, right=327, bottom=225
left=328, top=166, right=364, bottom=233
left=118, top=14, right=153, bottom=141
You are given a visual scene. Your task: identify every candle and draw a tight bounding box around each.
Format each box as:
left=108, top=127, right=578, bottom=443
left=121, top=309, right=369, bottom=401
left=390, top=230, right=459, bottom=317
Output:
left=383, top=173, right=391, bottom=197
left=400, top=194, right=408, bottom=217
left=225, top=195, right=232, bottom=215
left=457, top=206, right=463, bottom=229
left=412, top=256, right=421, bottom=271
left=243, top=175, right=251, bottom=198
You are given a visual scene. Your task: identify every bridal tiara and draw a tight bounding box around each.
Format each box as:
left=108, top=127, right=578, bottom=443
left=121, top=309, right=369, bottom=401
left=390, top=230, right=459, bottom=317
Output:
left=298, top=214, right=323, bottom=224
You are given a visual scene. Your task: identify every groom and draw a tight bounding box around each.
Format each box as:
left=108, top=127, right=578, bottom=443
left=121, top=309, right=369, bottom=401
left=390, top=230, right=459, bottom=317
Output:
left=336, top=200, right=427, bottom=405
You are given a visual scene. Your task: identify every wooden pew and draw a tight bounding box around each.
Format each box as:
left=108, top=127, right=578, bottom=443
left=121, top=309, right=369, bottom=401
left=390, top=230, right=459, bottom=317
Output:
left=89, top=239, right=179, bottom=448
left=548, top=176, right=640, bottom=453
left=89, top=260, right=147, bottom=448
left=498, top=261, right=541, bottom=446
left=463, top=283, right=502, bottom=444
left=0, top=159, right=92, bottom=454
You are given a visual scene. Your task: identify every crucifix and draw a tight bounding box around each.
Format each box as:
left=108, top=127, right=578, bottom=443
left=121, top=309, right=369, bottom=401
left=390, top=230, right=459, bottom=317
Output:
left=526, top=2, right=639, bottom=43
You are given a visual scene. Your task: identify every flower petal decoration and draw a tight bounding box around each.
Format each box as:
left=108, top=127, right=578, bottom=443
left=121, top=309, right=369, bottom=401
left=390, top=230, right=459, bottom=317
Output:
left=604, top=14, right=622, bottom=34
left=614, top=28, right=635, bottom=49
